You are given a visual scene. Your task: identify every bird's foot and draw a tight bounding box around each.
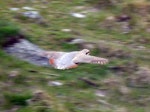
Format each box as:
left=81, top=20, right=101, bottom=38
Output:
left=67, top=64, right=78, bottom=69
left=49, top=59, right=55, bottom=65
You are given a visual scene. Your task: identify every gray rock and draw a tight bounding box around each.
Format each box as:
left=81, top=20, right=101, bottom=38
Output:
left=9, top=70, right=19, bottom=78
left=9, top=8, right=20, bottom=11
left=79, top=42, right=96, bottom=50
left=61, top=29, right=72, bottom=32
left=68, top=38, right=85, bottom=44
left=95, top=90, right=107, bottom=97
left=22, top=6, right=35, bottom=10
left=4, top=39, right=49, bottom=66
left=22, top=11, right=41, bottom=19
left=71, top=13, right=86, bottom=18
left=48, top=81, right=63, bottom=86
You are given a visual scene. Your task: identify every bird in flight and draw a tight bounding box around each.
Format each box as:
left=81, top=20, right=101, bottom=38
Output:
left=42, top=49, right=108, bottom=70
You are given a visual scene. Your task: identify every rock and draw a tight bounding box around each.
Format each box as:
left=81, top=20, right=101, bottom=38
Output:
left=79, top=42, right=96, bottom=50
left=14, top=8, right=47, bottom=25
left=136, top=46, right=146, bottom=50
left=71, top=13, right=86, bottom=18
left=22, top=11, right=41, bottom=19
left=48, top=81, right=63, bottom=86
left=106, top=16, right=115, bottom=21
left=22, top=6, right=35, bottom=10
left=4, top=39, right=49, bottom=66
left=9, top=70, right=19, bottom=78
left=68, top=38, right=85, bottom=44
left=61, top=29, right=72, bottom=32
left=9, top=8, right=20, bottom=11
left=119, top=86, right=131, bottom=95
left=95, top=90, right=107, bottom=97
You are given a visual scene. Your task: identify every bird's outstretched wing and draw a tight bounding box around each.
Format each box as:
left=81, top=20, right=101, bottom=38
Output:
left=40, top=51, right=66, bottom=59
left=73, top=54, right=108, bottom=65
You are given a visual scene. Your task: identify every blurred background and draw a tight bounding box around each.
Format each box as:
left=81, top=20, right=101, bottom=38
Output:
left=0, top=0, right=150, bottom=112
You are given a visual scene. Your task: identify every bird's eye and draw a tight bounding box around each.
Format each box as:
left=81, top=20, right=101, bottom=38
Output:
left=86, top=52, right=89, bottom=55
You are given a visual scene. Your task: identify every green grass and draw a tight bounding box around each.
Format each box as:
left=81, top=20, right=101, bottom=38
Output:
left=0, top=20, right=20, bottom=46
left=4, top=92, right=32, bottom=106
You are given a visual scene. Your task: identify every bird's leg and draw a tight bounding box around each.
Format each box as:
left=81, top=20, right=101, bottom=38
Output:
left=49, top=58, right=55, bottom=65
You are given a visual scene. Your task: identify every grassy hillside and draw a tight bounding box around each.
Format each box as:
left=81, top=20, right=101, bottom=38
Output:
left=0, top=0, right=150, bottom=112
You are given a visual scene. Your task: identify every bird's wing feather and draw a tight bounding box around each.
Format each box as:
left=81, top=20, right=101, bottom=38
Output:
left=40, top=51, right=66, bottom=59
left=55, top=52, right=79, bottom=69
left=73, top=54, right=108, bottom=64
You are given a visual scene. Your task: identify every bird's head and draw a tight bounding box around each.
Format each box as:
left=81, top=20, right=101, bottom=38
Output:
left=80, top=49, right=90, bottom=55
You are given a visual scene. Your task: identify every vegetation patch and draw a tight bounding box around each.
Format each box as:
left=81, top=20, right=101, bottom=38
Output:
left=4, top=92, right=32, bottom=106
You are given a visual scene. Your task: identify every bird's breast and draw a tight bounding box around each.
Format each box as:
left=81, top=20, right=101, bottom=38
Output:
left=55, top=53, right=76, bottom=69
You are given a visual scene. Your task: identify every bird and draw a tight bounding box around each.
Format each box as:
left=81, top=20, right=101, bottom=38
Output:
left=41, top=49, right=108, bottom=70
